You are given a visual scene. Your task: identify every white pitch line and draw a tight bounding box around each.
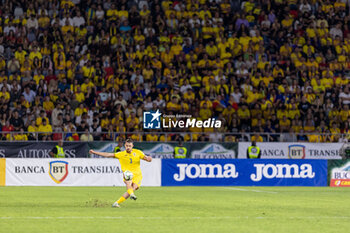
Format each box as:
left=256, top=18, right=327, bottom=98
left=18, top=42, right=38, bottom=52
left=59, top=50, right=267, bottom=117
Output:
left=223, top=187, right=278, bottom=194
left=0, top=216, right=350, bottom=220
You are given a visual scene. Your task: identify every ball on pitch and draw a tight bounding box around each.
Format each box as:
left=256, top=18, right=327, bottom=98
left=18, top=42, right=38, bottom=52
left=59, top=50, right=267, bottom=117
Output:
left=123, top=170, right=134, bottom=180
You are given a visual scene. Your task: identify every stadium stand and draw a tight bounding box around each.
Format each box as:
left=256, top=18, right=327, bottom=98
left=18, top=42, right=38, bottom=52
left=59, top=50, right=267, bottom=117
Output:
left=0, top=0, right=350, bottom=142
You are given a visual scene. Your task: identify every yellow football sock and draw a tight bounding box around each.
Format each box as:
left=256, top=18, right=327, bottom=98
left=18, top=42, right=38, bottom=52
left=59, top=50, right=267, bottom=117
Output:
left=117, top=196, right=126, bottom=204
left=127, top=189, right=134, bottom=195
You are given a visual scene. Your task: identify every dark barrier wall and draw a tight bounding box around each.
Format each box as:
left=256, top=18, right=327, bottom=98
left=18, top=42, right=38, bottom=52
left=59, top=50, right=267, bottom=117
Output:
left=0, top=142, right=88, bottom=158
left=162, top=159, right=328, bottom=186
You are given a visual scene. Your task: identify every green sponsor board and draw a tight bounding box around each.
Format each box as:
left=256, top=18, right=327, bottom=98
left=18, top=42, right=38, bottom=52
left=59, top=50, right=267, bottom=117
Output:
left=87, top=142, right=176, bottom=158
left=87, top=142, right=238, bottom=159
left=136, top=142, right=176, bottom=159
left=328, top=160, right=350, bottom=184
left=87, top=142, right=119, bottom=158
left=188, top=143, right=237, bottom=159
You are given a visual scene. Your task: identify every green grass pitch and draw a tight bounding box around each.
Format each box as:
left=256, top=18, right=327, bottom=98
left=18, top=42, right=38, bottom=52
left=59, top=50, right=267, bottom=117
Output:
left=0, top=186, right=349, bottom=233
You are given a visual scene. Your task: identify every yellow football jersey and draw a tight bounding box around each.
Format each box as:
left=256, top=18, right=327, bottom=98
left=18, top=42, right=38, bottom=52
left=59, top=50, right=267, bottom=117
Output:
left=114, top=149, right=145, bottom=177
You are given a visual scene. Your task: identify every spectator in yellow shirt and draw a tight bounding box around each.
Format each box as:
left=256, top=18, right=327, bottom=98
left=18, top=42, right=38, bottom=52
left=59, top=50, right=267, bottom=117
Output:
left=170, top=40, right=182, bottom=56
left=81, top=78, right=95, bottom=93
left=166, top=96, right=181, bottom=113
left=280, top=116, right=291, bottom=132
left=74, top=103, right=88, bottom=117
left=0, top=87, right=10, bottom=103
left=13, top=128, right=28, bottom=141
left=36, top=110, right=49, bottom=126
left=251, top=133, right=263, bottom=142
left=82, top=61, right=95, bottom=79
left=37, top=119, right=52, bottom=140
left=238, top=104, right=251, bottom=125
left=15, top=46, right=27, bottom=65
left=205, top=41, right=218, bottom=59
left=130, top=128, right=142, bottom=142
left=146, top=133, right=159, bottom=142
left=27, top=120, right=37, bottom=140
left=29, top=45, right=42, bottom=61
left=183, top=88, right=195, bottom=102
left=43, top=96, right=54, bottom=113
left=199, top=103, right=213, bottom=120
left=126, top=111, right=140, bottom=131
left=200, top=96, right=213, bottom=108
left=308, top=128, right=323, bottom=142
left=75, top=86, right=85, bottom=103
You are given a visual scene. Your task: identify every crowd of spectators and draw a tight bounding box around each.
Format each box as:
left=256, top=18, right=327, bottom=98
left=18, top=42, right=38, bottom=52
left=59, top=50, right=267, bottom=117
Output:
left=0, top=0, right=350, bottom=142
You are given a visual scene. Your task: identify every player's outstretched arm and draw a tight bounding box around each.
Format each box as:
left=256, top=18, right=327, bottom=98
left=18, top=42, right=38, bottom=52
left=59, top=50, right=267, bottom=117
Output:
left=89, top=150, right=115, bottom=158
left=142, top=155, right=152, bottom=162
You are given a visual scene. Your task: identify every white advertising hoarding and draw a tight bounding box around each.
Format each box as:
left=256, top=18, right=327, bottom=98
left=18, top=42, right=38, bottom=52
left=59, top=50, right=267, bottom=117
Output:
left=6, top=158, right=161, bottom=186
left=238, top=143, right=343, bottom=159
